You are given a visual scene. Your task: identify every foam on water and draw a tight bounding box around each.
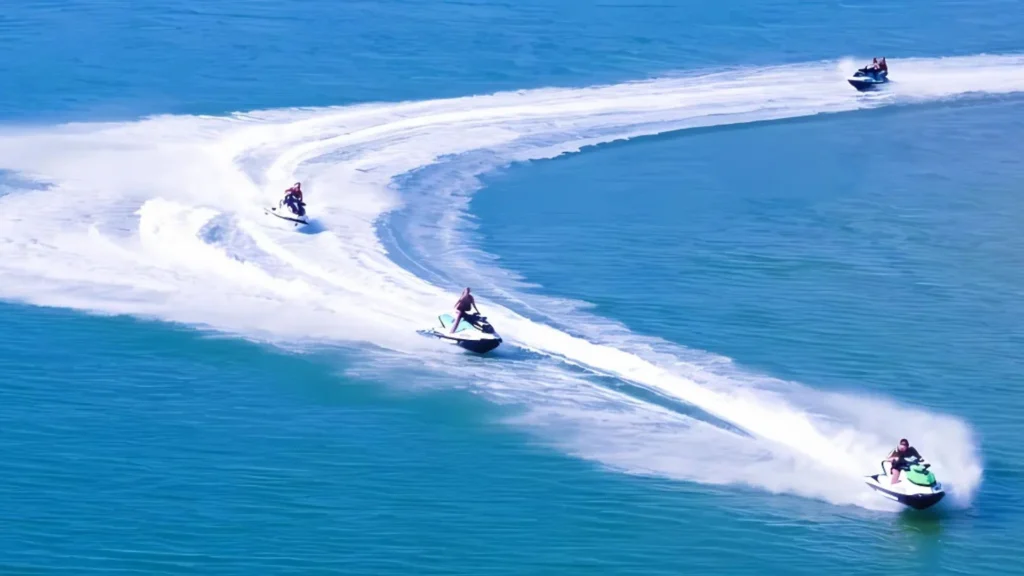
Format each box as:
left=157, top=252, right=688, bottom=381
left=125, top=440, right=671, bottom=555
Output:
left=1, top=55, right=1013, bottom=510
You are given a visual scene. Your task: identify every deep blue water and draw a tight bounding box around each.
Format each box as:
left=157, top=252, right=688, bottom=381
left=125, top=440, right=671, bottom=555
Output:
left=3, top=0, right=1024, bottom=574
left=475, top=95, right=1024, bottom=513
left=4, top=0, right=1024, bottom=119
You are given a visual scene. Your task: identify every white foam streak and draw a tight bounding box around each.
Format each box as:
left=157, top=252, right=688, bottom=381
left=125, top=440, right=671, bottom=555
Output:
left=2, top=55, right=1015, bottom=509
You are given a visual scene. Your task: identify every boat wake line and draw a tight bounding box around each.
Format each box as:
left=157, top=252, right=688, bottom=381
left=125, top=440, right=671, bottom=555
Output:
left=3, top=54, right=1021, bottom=510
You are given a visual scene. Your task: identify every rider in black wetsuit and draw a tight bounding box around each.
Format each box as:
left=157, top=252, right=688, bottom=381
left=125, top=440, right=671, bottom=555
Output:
left=886, top=438, right=923, bottom=484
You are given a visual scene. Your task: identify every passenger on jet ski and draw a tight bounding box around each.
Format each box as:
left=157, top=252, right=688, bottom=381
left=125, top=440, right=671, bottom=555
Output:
left=450, top=287, right=481, bottom=333
left=283, top=182, right=306, bottom=216
left=886, top=438, right=924, bottom=484
left=858, top=57, right=888, bottom=75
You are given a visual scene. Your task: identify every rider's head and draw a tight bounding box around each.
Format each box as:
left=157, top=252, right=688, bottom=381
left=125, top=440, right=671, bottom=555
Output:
left=898, top=438, right=909, bottom=452
left=873, top=57, right=878, bottom=63
left=464, top=287, right=471, bottom=295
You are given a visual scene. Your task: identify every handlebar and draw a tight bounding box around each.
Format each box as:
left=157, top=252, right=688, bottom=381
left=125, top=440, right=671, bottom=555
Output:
left=879, top=456, right=928, bottom=475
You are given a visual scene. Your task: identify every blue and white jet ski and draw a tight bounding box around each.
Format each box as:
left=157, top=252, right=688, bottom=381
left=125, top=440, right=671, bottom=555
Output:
left=264, top=198, right=309, bottom=226
left=421, top=312, right=502, bottom=354
left=865, top=457, right=945, bottom=510
left=848, top=65, right=889, bottom=91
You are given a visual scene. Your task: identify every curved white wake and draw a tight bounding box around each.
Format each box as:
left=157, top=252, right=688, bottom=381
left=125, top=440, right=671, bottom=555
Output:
left=2, top=55, right=1015, bottom=509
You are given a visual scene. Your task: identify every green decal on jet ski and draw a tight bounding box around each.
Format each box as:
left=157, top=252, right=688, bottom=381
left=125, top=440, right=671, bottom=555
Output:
left=905, top=464, right=936, bottom=487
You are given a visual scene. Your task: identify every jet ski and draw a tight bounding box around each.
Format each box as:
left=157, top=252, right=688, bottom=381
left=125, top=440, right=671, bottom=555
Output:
left=848, top=66, right=889, bottom=91
left=264, top=197, right=309, bottom=226
left=865, top=457, right=945, bottom=510
left=421, top=312, right=502, bottom=354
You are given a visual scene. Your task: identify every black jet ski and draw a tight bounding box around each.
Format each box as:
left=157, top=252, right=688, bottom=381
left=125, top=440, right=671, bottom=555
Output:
left=848, top=65, right=889, bottom=91
left=865, top=457, right=945, bottom=510
left=264, top=197, right=309, bottom=226
left=421, top=312, right=502, bottom=354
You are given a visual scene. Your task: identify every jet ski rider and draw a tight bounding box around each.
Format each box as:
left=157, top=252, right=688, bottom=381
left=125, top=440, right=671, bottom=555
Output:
left=450, top=287, right=481, bottom=333
left=886, top=438, right=923, bottom=484
left=283, top=182, right=305, bottom=214
left=877, top=57, right=888, bottom=73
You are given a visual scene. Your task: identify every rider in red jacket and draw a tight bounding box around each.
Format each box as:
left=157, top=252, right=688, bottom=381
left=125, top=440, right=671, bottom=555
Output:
left=283, top=182, right=304, bottom=214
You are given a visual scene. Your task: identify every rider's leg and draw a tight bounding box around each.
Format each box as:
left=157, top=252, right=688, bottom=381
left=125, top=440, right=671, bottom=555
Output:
left=450, top=311, right=464, bottom=334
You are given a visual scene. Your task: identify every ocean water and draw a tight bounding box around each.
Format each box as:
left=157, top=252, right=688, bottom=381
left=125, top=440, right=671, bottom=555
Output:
left=2, top=0, right=1024, bottom=574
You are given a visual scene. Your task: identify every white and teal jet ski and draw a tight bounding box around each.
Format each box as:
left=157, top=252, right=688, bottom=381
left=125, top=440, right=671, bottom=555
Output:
left=421, top=312, right=502, bottom=354
left=865, top=457, right=945, bottom=510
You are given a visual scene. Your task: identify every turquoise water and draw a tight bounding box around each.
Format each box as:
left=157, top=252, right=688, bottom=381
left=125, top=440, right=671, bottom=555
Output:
left=3, top=0, right=1024, bottom=574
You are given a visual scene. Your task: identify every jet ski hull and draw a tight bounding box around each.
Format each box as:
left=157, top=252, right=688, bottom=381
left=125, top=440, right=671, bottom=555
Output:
left=848, top=78, right=887, bottom=91
left=865, top=472, right=945, bottom=510
left=428, top=330, right=503, bottom=353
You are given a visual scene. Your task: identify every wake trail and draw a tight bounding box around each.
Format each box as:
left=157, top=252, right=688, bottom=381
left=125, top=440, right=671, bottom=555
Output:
left=0, top=54, right=1011, bottom=509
